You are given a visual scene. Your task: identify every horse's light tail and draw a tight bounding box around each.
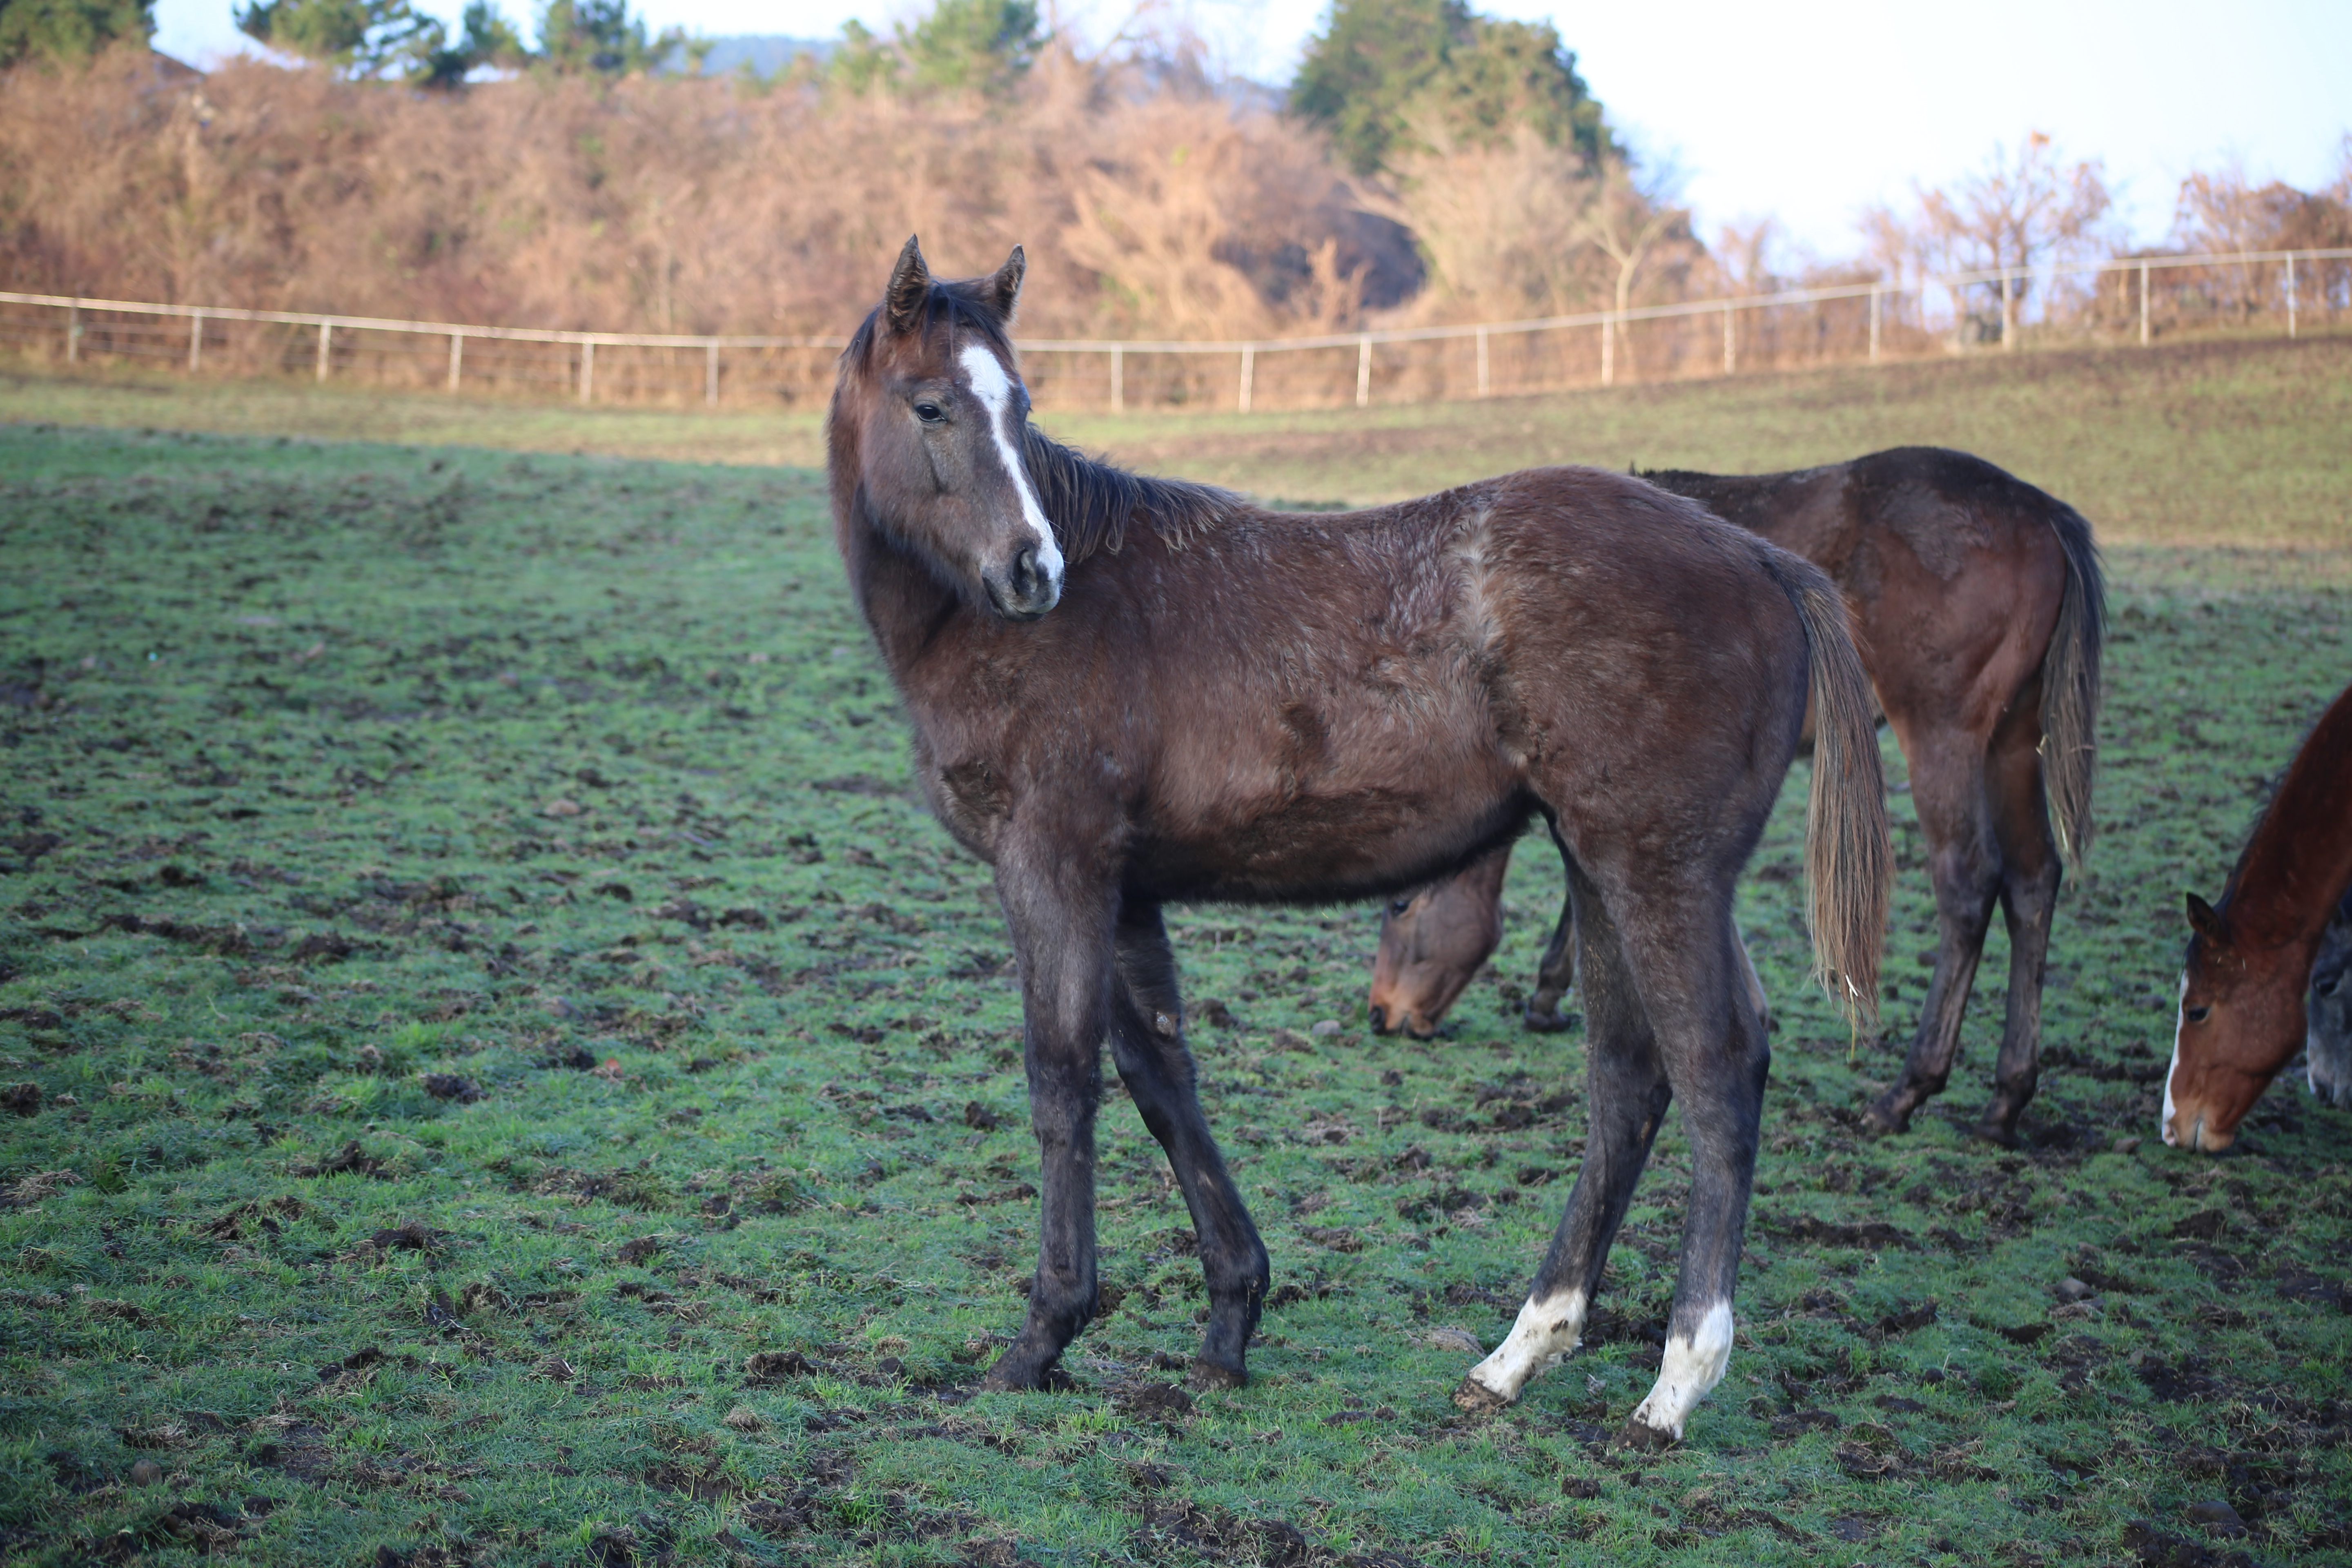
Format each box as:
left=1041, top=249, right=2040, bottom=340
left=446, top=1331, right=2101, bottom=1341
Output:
left=2040, top=501, right=2105, bottom=868
left=1771, top=558, right=1891, bottom=1031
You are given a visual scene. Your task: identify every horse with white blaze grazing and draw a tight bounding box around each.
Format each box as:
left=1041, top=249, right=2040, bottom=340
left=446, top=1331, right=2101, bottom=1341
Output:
left=2165, top=677, right=2352, bottom=1151
left=825, top=236, right=1890, bottom=1447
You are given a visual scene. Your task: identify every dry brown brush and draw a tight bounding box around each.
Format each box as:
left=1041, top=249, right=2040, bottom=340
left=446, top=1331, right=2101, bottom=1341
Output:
left=0, top=47, right=1420, bottom=344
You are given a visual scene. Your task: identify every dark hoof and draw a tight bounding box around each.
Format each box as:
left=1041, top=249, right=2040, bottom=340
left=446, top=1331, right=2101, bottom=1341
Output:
left=1522, top=1004, right=1578, bottom=1033
left=1450, top=1376, right=1510, bottom=1414
left=978, top=1349, right=1065, bottom=1392
left=1862, top=1093, right=1912, bottom=1137
left=1969, top=1113, right=2022, bottom=1149
left=1613, top=1418, right=1677, bottom=1453
left=1186, top=1357, right=1247, bottom=1392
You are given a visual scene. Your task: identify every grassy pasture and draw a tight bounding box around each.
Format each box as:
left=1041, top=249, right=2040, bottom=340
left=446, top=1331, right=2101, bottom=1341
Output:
left=0, top=342, right=2349, bottom=1566
left=7, top=329, right=2351, bottom=552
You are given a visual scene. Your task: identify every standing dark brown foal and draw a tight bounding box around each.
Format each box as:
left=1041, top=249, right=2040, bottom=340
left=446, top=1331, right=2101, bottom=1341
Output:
left=1368, top=449, right=2104, bottom=1145
left=828, top=237, right=1889, bottom=1446
left=2165, top=678, right=2352, bottom=1151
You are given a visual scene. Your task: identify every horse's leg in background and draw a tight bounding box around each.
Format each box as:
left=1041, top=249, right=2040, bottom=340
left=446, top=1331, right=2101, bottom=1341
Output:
left=1615, top=882, right=1769, bottom=1449
left=1734, top=921, right=1768, bottom=1032
left=2307, top=894, right=2352, bottom=1105
left=981, top=845, right=1118, bottom=1392
left=1524, top=827, right=1579, bottom=1031
left=1458, top=858, right=1669, bottom=1411
left=1105, top=896, right=1270, bottom=1388
left=1528, top=851, right=1757, bottom=1036
left=1974, top=686, right=2063, bottom=1143
left=1866, top=733, right=2003, bottom=1135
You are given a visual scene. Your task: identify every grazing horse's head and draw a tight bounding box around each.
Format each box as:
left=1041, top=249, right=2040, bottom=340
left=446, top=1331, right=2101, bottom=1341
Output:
left=2163, top=892, right=2309, bottom=1153
left=1367, top=853, right=1511, bottom=1038
left=833, top=235, right=1062, bottom=622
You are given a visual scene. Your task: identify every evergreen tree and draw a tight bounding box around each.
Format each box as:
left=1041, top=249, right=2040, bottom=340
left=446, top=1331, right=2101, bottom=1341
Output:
left=826, top=0, right=1045, bottom=97
left=1292, top=0, right=1608, bottom=177
left=412, top=0, right=526, bottom=86
left=235, top=0, right=435, bottom=74
left=537, top=0, right=682, bottom=76
left=0, top=0, right=151, bottom=66
left=902, top=0, right=1040, bottom=94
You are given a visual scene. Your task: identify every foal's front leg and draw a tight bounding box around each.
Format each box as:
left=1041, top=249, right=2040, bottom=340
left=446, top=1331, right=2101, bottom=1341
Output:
left=1106, top=898, right=1269, bottom=1388
left=980, top=858, right=1118, bottom=1393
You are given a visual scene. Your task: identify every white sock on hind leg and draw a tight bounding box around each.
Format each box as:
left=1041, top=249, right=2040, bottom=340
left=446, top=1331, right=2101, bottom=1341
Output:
left=1463, top=1288, right=1587, bottom=1401
left=1628, top=1300, right=1735, bottom=1440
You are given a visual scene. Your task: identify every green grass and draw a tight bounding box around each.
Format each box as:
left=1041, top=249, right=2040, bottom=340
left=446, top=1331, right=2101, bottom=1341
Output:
left=7, top=330, right=2350, bottom=554
left=0, top=363, right=2350, bottom=1566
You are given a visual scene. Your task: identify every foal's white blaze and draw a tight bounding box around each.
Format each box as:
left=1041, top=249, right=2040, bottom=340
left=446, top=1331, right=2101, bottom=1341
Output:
left=2162, top=970, right=2187, bottom=1147
left=957, top=342, right=1065, bottom=583
left=1628, top=1300, right=1735, bottom=1441
left=1464, top=1287, right=1586, bottom=1401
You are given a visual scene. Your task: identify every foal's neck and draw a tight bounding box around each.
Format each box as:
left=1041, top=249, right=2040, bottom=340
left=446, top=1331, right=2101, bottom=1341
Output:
left=2224, top=683, right=2352, bottom=950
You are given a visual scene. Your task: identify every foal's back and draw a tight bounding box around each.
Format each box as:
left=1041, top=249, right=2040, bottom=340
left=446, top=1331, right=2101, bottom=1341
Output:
left=1088, top=465, right=1813, bottom=902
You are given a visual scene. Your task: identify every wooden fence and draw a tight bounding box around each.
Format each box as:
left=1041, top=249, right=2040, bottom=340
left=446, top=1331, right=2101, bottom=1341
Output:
left=4, top=247, right=2346, bottom=416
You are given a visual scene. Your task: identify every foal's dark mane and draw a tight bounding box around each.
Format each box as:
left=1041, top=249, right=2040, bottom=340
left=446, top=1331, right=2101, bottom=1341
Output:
left=1019, top=427, right=1248, bottom=566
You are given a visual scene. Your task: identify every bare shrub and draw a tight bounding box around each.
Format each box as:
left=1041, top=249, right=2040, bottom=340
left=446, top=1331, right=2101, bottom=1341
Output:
left=0, top=43, right=1411, bottom=351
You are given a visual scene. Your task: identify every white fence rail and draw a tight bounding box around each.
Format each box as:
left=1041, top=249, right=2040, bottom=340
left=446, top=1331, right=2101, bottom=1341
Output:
left=5, top=247, right=2347, bottom=416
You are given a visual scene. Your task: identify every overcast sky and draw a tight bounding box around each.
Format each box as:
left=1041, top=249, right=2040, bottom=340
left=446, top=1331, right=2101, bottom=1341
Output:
left=152, top=0, right=2350, bottom=262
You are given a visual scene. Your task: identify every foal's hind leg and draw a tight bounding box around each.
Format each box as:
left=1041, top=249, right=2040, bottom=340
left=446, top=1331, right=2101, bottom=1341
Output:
left=1975, top=695, right=2062, bottom=1145
left=1106, top=898, right=1270, bottom=1389
left=1866, top=733, right=2003, bottom=1135
left=1611, top=886, right=1771, bottom=1449
left=1459, top=862, right=1668, bottom=1410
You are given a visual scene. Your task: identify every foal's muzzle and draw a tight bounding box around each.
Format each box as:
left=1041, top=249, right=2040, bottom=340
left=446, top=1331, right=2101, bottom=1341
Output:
left=985, top=541, right=1060, bottom=622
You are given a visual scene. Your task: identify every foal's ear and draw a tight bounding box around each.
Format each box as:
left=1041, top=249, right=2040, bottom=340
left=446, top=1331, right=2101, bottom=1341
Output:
left=885, top=235, right=931, bottom=334
left=983, top=245, right=1026, bottom=325
left=2185, top=892, right=2227, bottom=942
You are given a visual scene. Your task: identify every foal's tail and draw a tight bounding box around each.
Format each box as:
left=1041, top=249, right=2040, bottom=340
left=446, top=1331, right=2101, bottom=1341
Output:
left=2039, top=500, right=2105, bottom=868
left=1766, top=554, right=1891, bottom=1031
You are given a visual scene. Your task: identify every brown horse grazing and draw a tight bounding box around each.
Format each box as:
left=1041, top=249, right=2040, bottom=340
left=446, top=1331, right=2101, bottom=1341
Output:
left=1367, top=448, right=2105, bottom=1146
left=2165, top=679, right=2352, bottom=1152
left=2307, top=889, right=2352, bottom=1107
left=829, top=236, right=1890, bottom=1447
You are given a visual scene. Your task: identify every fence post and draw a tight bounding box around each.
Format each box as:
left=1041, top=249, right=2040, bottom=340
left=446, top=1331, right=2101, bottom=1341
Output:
left=66, top=300, right=80, bottom=364
left=316, top=321, right=332, bottom=382
left=2139, top=261, right=2150, bottom=346
left=1999, top=267, right=2015, bottom=351
left=2286, top=254, right=2298, bottom=339
left=1475, top=325, right=1490, bottom=398
left=705, top=340, right=719, bottom=406
left=1722, top=300, right=1735, bottom=377
left=1600, top=315, right=1614, bottom=387
left=1356, top=334, right=1371, bottom=408
left=1238, top=345, right=1254, bottom=414
left=187, top=309, right=203, bottom=373
left=1110, top=345, right=1123, bottom=414
left=579, top=340, right=594, bottom=405
left=1869, top=285, right=1883, bottom=364
left=448, top=332, right=464, bottom=392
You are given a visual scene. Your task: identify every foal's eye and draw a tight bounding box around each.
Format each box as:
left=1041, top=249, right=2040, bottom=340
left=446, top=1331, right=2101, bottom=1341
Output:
left=913, top=401, right=945, bottom=423
left=1388, top=898, right=1413, bottom=917
left=2183, top=1004, right=2212, bottom=1023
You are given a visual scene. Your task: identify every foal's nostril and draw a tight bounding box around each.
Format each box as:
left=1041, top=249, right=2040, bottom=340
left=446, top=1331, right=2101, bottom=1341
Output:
left=1009, top=545, right=1039, bottom=597
left=1367, top=1003, right=1389, bottom=1034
